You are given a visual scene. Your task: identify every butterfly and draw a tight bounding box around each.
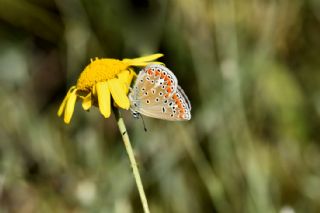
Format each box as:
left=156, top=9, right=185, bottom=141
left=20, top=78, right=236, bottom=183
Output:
left=129, top=64, right=191, bottom=121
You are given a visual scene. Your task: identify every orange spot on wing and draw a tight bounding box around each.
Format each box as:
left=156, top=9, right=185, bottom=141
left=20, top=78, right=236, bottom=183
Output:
left=173, top=94, right=178, bottom=100
left=164, top=76, right=171, bottom=85
left=147, top=69, right=152, bottom=75
left=155, top=70, right=160, bottom=76
left=166, top=87, right=172, bottom=93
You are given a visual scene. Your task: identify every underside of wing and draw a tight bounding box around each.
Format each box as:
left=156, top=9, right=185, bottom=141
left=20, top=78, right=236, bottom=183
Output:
left=129, top=64, right=191, bottom=121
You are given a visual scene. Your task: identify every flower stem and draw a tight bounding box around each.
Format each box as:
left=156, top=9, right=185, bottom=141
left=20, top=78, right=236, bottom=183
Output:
left=113, top=108, right=150, bottom=213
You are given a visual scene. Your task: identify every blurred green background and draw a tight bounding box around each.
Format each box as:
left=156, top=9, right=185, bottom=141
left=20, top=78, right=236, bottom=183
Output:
left=1, top=0, right=320, bottom=212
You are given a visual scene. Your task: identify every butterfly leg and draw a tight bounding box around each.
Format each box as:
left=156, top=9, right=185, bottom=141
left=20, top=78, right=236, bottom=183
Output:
left=132, top=111, right=140, bottom=119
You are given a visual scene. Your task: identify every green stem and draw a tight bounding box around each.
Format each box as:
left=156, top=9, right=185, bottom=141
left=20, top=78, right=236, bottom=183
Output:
left=114, top=108, right=150, bottom=213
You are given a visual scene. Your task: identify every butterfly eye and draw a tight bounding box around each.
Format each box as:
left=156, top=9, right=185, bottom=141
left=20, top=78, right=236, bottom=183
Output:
left=170, top=114, right=174, bottom=117
left=142, top=88, right=145, bottom=91
left=144, top=92, right=148, bottom=96
left=162, top=85, right=165, bottom=89
left=140, top=79, right=144, bottom=83
left=164, top=100, right=168, bottom=104
left=159, top=92, right=163, bottom=96
left=155, top=98, right=159, bottom=102
left=152, top=89, right=155, bottom=94
left=146, top=100, right=150, bottom=104
left=151, top=80, right=154, bottom=84
left=162, top=107, right=166, bottom=113
left=146, top=77, right=150, bottom=81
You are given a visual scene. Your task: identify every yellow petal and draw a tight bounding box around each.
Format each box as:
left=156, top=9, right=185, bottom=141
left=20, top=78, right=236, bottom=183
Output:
left=117, top=70, right=130, bottom=82
left=122, top=61, right=164, bottom=67
left=130, top=69, right=137, bottom=77
left=57, top=95, right=68, bottom=117
left=108, top=78, right=130, bottom=109
left=57, top=86, right=76, bottom=117
left=117, top=70, right=136, bottom=94
left=82, top=92, right=92, bottom=111
left=122, top=53, right=164, bottom=66
left=64, top=88, right=77, bottom=124
left=96, top=82, right=111, bottom=118
left=130, top=53, right=163, bottom=62
left=117, top=70, right=130, bottom=93
left=92, top=84, right=97, bottom=96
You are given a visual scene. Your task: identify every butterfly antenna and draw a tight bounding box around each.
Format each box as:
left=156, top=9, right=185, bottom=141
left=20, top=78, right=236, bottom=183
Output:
left=140, top=114, right=148, bottom=132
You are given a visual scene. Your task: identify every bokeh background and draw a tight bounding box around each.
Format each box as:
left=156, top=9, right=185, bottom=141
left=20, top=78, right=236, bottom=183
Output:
left=1, top=0, right=320, bottom=212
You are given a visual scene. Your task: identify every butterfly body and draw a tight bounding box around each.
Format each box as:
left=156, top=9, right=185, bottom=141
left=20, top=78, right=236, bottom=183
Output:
left=129, top=64, right=191, bottom=121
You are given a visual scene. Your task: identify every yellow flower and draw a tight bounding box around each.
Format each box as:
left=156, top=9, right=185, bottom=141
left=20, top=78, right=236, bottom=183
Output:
left=57, top=53, right=164, bottom=124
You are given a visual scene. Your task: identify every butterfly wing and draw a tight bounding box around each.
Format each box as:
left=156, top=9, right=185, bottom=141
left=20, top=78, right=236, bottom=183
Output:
left=129, top=64, right=191, bottom=121
left=137, top=85, right=191, bottom=121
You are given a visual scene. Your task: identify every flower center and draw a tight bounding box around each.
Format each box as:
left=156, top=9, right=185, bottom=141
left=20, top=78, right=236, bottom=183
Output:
left=76, top=58, right=128, bottom=90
